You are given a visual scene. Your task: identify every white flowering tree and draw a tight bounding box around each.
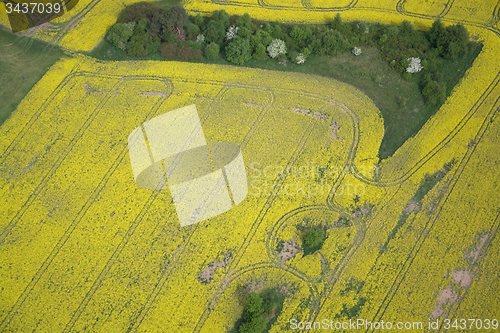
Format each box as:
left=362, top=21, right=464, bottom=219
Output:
left=267, top=39, right=286, bottom=58
left=226, top=26, right=239, bottom=40
left=406, top=57, right=423, bottom=73
left=352, top=47, right=361, bottom=56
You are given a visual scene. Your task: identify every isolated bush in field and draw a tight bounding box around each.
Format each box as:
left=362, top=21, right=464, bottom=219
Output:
left=205, top=42, right=220, bottom=59
left=303, top=227, right=326, bottom=248
left=226, top=25, right=239, bottom=40
left=352, top=46, right=361, bottom=56
left=406, top=57, right=423, bottom=73
left=226, top=38, right=252, bottom=65
left=106, top=22, right=135, bottom=50
left=267, top=39, right=286, bottom=58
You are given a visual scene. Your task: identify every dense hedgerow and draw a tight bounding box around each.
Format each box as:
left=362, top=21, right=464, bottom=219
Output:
left=106, top=7, right=475, bottom=107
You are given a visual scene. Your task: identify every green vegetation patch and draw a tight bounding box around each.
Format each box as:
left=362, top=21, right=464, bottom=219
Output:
left=301, top=224, right=327, bottom=256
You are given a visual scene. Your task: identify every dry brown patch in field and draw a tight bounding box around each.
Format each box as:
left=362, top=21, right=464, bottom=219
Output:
left=404, top=199, right=421, bottom=215
left=452, top=270, right=474, bottom=289
left=139, top=91, right=167, bottom=97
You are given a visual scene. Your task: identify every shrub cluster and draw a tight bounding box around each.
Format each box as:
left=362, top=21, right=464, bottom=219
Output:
left=106, top=6, right=473, bottom=107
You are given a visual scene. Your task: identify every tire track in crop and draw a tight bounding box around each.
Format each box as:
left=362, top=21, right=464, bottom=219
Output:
left=0, top=75, right=173, bottom=330
left=50, top=0, right=103, bottom=46
left=396, top=0, right=455, bottom=18
left=0, top=73, right=175, bottom=242
left=207, top=0, right=357, bottom=11
left=366, top=97, right=500, bottom=332
left=192, top=119, right=315, bottom=332
left=61, top=82, right=238, bottom=332
left=489, top=0, right=500, bottom=26
left=126, top=85, right=275, bottom=332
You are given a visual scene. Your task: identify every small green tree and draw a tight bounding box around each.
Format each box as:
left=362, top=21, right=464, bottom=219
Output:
left=165, top=5, right=188, bottom=31
left=145, top=35, right=161, bottom=54
left=255, top=29, right=272, bottom=47
left=204, top=20, right=226, bottom=44
left=238, top=314, right=266, bottom=333
left=127, top=31, right=152, bottom=56
left=226, top=38, right=252, bottom=65
left=236, top=13, right=252, bottom=31
left=290, top=25, right=306, bottom=44
left=205, top=42, right=220, bottom=59
left=246, top=292, right=263, bottom=314
left=252, top=43, right=266, bottom=59
left=330, top=13, right=343, bottom=31
left=211, top=9, right=230, bottom=29
left=429, top=18, right=446, bottom=48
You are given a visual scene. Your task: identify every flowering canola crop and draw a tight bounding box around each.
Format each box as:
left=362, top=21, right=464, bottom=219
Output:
left=1, top=0, right=500, bottom=331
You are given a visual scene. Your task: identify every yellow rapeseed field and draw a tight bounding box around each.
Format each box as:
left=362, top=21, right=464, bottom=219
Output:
left=1, top=0, right=499, bottom=332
